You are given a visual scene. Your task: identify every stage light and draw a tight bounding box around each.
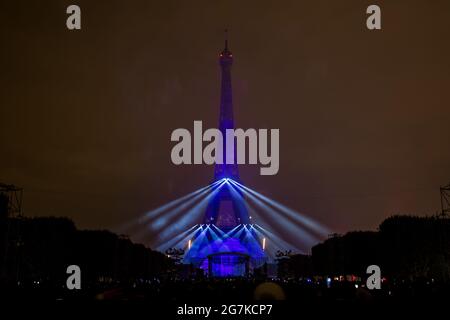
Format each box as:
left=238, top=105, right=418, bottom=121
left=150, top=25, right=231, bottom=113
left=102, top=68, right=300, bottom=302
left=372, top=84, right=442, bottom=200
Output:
left=231, top=224, right=246, bottom=238
left=222, top=224, right=242, bottom=238
left=183, top=225, right=211, bottom=260
left=156, top=224, right=201, bottom=251
left=116, top=183, right=210, bottom=234
left=252, top=224, right=301, bottom=254
left=206, top=225, right=221, bottom=242
left=210, top=224, right=226, bottom=237
left=150, top=180, right=225, bottom=231
left=229, top=179, right=330, bottom=236
left=159, top=176, right=328, bottom=267
left=227, top=180, right=318, bottom=247
left=142, top=179, right=222, bottom=221
left=151, top=180, right=227, bottom=242
left=163, top=179, right=226, bottom=231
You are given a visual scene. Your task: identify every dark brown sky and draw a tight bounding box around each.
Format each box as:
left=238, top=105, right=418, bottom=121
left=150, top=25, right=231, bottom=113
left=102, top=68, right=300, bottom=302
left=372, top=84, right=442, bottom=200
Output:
left=1, top=1, right=450, bottom=246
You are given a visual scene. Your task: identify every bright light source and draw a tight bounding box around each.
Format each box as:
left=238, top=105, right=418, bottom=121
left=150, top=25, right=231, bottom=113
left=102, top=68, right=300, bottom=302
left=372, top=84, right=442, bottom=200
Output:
left=188, top=239, right=192, bottom=250
left=262, top=237, right=266, bottom=250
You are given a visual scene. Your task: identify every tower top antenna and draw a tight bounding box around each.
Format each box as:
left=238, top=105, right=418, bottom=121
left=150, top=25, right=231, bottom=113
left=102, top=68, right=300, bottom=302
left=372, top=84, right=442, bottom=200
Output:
left=224, top=29, right=228, bottom=51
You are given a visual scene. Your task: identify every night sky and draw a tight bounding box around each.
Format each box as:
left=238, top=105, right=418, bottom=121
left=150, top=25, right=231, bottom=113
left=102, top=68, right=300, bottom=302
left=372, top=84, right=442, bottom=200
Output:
left=1, top=1, right=450, bottom=248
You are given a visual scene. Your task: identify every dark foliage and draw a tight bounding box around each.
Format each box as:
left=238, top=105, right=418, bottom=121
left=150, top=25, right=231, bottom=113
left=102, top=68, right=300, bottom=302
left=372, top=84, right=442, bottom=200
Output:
left=0, top=217, right=171, bottom=288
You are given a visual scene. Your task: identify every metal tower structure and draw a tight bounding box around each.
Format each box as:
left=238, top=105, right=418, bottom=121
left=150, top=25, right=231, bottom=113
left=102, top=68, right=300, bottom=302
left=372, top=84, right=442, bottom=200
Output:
left=0, top=183, right=23, bottom=219
left=203, top=34, right=250, bottom=227
left=184, top=35, right=265, bottom=276
left=440, top=183, right=450, bottom=217
left=214, top=32, right=239, bottom=181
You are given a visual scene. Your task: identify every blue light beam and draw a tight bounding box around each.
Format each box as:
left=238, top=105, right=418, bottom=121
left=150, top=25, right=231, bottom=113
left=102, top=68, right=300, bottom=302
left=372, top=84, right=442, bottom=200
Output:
left=156, top=180, right=227, bottom=242
left=229, top=179, right=330, bottom=237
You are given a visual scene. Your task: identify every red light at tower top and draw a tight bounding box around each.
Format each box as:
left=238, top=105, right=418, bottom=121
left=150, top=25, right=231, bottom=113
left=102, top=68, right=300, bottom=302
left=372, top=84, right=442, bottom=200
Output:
left=219, top=29, right=233, bottom=60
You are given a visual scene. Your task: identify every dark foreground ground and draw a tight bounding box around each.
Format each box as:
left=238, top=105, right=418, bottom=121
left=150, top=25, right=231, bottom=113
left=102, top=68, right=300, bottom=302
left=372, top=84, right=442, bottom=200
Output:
left=1, top=278, right=448, bottom=318
left=2, top=277, right=448, bottom=301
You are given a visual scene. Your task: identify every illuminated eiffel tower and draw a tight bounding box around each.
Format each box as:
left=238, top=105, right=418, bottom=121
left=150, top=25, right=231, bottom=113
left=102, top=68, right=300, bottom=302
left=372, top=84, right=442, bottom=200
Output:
left=203, top=35, right=250, bottom=229
left=184, top=34, right=266, bottom=277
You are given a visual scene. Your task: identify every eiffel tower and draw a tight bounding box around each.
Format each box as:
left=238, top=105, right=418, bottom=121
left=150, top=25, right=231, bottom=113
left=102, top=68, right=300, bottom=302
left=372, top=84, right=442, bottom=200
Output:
left=184, top=34, right=266, bottom=277
left=203, top=35, right=250, bottom=229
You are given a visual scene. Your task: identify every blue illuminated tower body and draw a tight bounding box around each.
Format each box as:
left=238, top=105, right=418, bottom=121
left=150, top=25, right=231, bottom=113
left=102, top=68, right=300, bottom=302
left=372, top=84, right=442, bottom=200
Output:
left=184, top=38, right=266, bottom=277
left=214, top=39, right=239, bottom=181
left=203, top=39, right=250, bottom=228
